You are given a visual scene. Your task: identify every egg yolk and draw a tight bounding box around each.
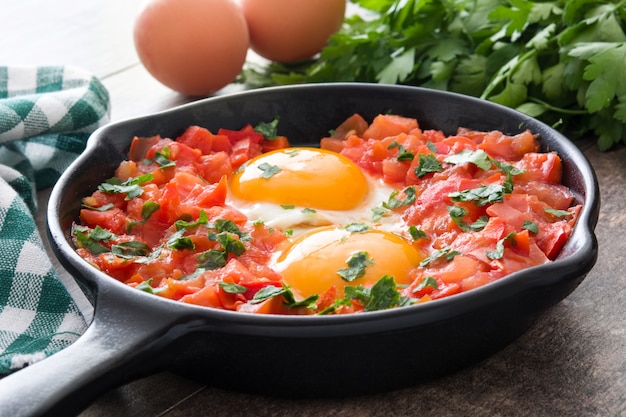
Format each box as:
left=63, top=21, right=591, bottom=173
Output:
left=230, top=148, right=368, bottom=210
left=275, top=227, right=423, bottom=299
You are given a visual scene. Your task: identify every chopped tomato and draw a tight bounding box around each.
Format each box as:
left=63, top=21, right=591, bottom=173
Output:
left=74, top=113, right=580, bottom=316
left=362, top=114, right=419, bottom=141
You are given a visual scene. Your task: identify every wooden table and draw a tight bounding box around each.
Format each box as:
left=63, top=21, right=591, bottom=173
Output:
left=3, top=1, right=625, bottom=416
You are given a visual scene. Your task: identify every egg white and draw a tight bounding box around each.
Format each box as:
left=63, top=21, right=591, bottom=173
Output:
left=226, top=172, right=408, bottom=238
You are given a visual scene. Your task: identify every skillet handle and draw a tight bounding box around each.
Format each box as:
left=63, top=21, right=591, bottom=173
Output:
left=0, top=287, right=185, bottom=417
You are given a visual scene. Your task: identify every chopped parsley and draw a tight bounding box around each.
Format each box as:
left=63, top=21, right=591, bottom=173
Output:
left=219, top=281, right=248, bottom=294
left=419, top=247, right=460, bottom=268
left=388, top=141, right=415, bottom=161
left=414, top=154, right=444, bottom=178
left=98, top=173, right=154, bottom=200
left=408, top=225, right=427, bottom=241
left=258, top=162, right=282, bottom=179
left=344, top=223, right=371, bottom=233
left=337, top=251, right=374, bottom=282
left=486, top=232, right=517, bottom=260
left=413, top=276, right=439, bottom=293
left=344, top=275, right=411, bottom=312
left=254, top=117, right=280, bottom=139
left=144, top=147, right=176, bottom=169
left=449, top=184, right=507, bottom=207
left=522, top=220, right=539, bottom=234
left=384, top=186, right=416, bottom=209
left=111, top=241, right=151, bottom=258
left=251, top=283, right=319, bottom=309
left=545, top=208, right=572, bottom=218
left=444, top=149, right=492, bottom=170
left=447, top=206, right=488, bottom=232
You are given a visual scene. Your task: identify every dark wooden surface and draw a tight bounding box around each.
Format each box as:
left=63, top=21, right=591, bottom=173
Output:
left=3, top=1, right=625, bottom=416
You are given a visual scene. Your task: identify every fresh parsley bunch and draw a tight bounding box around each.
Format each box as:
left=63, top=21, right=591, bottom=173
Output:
left=239, top=0, right=626, bottom=151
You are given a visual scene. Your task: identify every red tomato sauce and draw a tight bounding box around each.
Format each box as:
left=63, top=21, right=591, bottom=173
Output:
left=73, top=114, right=581, bottom=315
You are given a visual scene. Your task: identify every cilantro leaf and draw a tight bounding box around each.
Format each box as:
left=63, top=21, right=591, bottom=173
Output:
left=344, top=275, right=410, bottom=312
left=98, top=174, right=154, bottom=200
left=414, top=154, right=444, bottom=178
left=444, top=149, right=492, bottom=170
left=254, top=117, right=280, bottom=139
left=449, top=184, right=506, bottom=206
left=383, top=186, right=416, bottom=209
left=419, top=247, right=460, bottom=268
left=219, top=281, right=248, bottom=294
left=413, top=276, right=439, bottom=293
left=258, top=162, right=282, bottom=179
left=337, top=251, right=374, bottom=282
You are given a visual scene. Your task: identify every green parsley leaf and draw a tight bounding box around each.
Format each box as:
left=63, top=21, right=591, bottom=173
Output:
left=522, top=220, right=539, bottom=233
left=258, top=162, right=282, bottom=179
left=383, top=186, right=416, bottom=209
left=344, top=275, right=410, bottom=312
left=447, top=206, right=488, bottom=232
left=408, top=225, right=428, bottom=241
left=72, top=225, right=111, bottom=255
left=344, top=223, right=371, bottom=233
left=544, top=208, right=573, bottom=217
left=98, top=174, right=154, bottom=200
left=251, top=284, right=319, bottom=309
left=486, top=232, right=517, bottom=260
left=219, top=281, right=248, bottom=294
left=414, top=154, right=444, bottom=178
left=337, top=251, right=374, bottom=282
left=175, top=210, right=209, bottom=230
left=197, top=249, right=227, bottom=270
left=413, top=276, right=439, bottom=293
left=388, top=141, right=415, bottom=161
left=216, top=233, right=246, bottom=256
left=449, top=184, right=506, bottom=206
left=371, top=206, right=389, bottom=221
left=81, top=202, right=114, bottom=212
left=144, top=147, right=176, bottom=169
left=419, top=247, right=460, bottom=268
left=254, top=117, right=280, bottom=139
left=111, top=241, right=151, bottom=258
left=136, top=279, right=164, bottom=294
left=444, top=149, right=492, bottom=170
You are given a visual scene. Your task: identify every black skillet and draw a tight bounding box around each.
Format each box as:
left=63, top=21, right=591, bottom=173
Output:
left=0, top=84, right=599, bottom=416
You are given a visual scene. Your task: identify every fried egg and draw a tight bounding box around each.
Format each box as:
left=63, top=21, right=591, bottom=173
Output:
left=227, top=147, right=423, bottom=297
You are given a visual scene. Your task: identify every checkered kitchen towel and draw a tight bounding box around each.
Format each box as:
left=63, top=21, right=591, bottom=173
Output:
left=0, top=66, right=109, bottom=374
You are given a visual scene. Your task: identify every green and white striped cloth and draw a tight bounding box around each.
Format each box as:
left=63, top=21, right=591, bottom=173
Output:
left=0, top=66, right=109, bottom=374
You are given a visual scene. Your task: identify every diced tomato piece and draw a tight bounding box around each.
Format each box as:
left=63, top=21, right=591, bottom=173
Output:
left=230, top=138, right=262, bottom=169
left=180, top=284, right=222, bottom=308
left=536, top=221, right=572, bottom=260
left=176, top=125, right=216, bottom=155
left=478, top=130, right=539, bottom=161
left=80, top=207, right=129, bottom=235
left=218, top=124, right=264, bottom=145
left=332, top=113, right=369, bottom=139
left=362, top=114, right=419, bottom=141
left=430, top=282, right=462, bottom=300
left=514, top=152, right=563, bottom=183
left=514, top=182, right=573, bottom=210
left=196, top=151, right=233, bottom=183
left=382, top=159, right=411, bottom=184
left=262, top=136, right=290, bottom=153
left=176, top=126, right=233, bottom=155
left=320, top=137, right=346, bottom=153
